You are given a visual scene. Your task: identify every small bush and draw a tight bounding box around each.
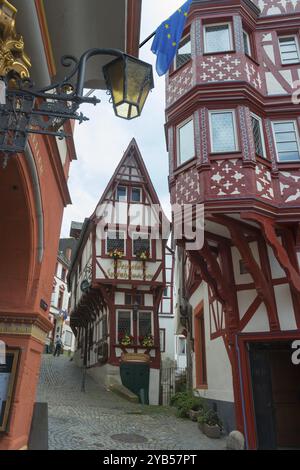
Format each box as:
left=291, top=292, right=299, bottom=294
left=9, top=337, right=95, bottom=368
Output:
left=197, top=408, right=222, bottom=428
left=171, top=392, right=205, bottom=418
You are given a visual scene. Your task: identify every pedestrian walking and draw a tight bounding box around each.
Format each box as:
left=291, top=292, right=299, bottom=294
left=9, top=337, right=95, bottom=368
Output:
left=53, top=335, right=63, bottom=357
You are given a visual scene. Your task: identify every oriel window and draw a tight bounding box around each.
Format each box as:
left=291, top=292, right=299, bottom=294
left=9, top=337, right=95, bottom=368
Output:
left=175, top=35, right=191, bottom=70
left=204, top=23, right=233, bottom=54
left=279, top=36, right=300, bottom=64
left=251, top=113, right=266, bottom=158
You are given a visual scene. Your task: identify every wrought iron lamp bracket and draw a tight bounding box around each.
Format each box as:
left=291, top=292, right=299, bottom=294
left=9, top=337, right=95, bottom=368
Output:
left=0, top=48, right=125, bottom=159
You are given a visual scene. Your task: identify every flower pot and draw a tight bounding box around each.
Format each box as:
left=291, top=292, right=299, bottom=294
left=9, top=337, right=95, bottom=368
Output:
left=188, top=410, right=202, bottom=422
left=203, top=423, right=221, bottom=439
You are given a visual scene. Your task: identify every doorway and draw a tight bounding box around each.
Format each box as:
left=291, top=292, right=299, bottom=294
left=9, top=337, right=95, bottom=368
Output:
left=249, top=341, right=300, bottom=449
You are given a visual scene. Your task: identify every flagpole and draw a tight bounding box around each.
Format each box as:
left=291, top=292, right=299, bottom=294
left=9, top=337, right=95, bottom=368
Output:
left=139, top=31, right=156, bottom=49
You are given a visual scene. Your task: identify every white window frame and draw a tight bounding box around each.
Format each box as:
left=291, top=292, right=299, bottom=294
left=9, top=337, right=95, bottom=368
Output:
left=176, top=116, right=195, bottom=165
left=105, top=229, right=126, bottom=255
left=278, top=35, right=300, bottom=65
left=250, top=112, right=266, bottom=159
left=208, top=109, right=239, bottom=153
left=131, top=187, right=142, bottom=203
left=243, top=30, right=251, bottom=56
left=272, top=120, right=300, bottom=163
left=204, top=22, right=234, bottom=54
left=137, top=311, right=153, bottom=337
left=174, top=34, right=192, bottom=71
left=132, top=232, right=151, bottom=258
left=116, top=310, right=133, bottom=337
left=116, top=185, right=127, bottom=202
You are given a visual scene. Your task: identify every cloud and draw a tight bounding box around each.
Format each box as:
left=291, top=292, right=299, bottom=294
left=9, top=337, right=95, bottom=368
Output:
left=61, top=0, right=182, bottom=237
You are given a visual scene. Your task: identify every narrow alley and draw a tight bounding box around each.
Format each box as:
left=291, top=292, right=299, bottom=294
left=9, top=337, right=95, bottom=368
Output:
left=37, top=355, right=226, bottom=451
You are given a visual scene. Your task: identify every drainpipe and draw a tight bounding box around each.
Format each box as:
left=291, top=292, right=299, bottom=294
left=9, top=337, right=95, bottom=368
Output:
left=235, top=334, right=249, bottom=449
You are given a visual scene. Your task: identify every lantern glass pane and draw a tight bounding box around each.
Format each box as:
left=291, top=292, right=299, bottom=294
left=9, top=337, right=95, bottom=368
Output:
left=129, top=105, right=139, bottom=119
left=126, top=58, right=148, bottom=105
left=106, top=59, right=124, bottom=105
left=116, top=102, right=130, bottom=119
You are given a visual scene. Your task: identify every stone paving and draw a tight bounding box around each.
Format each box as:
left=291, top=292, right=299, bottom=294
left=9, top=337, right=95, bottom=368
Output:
left=37, top=355, right=226, bottom=451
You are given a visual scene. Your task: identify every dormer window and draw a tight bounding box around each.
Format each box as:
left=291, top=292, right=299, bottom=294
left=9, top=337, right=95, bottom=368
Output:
left=204, top=23, right=233, bottom=54
left=279, top=36, right=300, bottom=64
left=175, top=35, right=191, bottom=70
left=116, top=186, right=127, bottom=202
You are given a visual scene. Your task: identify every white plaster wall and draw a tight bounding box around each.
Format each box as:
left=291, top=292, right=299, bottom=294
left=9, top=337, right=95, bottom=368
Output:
left=243, top=303, right=270, bottom=333
left=189, top=284, right=234, bottom=403
left=149, top=369, right=160, bottom=405
left=274, top=284, right=297, bottom=331
left=159, top=315, right=175, bottom=363
left=237, top=289, right=257, bottom=320
left=231, top=241, right=260, bottom=285
left=144, top=294, right=153, bottom=307
left=56, top=136, right=68, bottom=165
left=267, top=243, right=285, bottom=279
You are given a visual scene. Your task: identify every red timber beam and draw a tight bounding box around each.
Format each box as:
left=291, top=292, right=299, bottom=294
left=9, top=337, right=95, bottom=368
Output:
left=243, top=212, right=300, bottom=294
left=214, top=215, right=280, bottom=331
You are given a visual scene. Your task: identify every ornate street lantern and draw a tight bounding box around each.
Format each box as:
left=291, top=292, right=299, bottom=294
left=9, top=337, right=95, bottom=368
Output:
left=103, top=54, right=154, bottom=120
left=0, top=2, right=155, bottom=163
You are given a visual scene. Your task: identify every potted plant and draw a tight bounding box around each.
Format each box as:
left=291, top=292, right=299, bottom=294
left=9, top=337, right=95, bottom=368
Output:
left=170, top=392, right=204, bottom=420
left=198, top=409, right=222, bottom=438
left=108, top=249, right=124, bottom=259
left=139, top=334, right=154, bottom=348
left=118, top=332, right=134, bottom=347
left=136, top=249, right=150, bottom=261
left=188, top=400, right=205, bottom=422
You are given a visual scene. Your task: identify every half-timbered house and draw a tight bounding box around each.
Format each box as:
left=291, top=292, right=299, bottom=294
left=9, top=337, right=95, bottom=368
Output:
left=167, top=0, right=300, bottom=449
left=69, top=139, right=169, bottom=405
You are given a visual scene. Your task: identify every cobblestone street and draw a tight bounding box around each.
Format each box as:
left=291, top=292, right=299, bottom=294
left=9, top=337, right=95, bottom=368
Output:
left=37, top=355, right=226, bottom=450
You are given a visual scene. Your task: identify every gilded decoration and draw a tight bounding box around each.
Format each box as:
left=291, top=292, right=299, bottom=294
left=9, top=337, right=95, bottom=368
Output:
left=0, top=0, right=31, bottom=79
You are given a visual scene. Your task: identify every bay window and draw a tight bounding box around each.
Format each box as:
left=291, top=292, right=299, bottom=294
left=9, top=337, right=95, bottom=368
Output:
left=272, top=121, right=300, bottom=162
left=209, top=110, right=238, bottom=153
left=177, top=118, right=195, bottom=165
left=204, top=23, right=233, bottom=54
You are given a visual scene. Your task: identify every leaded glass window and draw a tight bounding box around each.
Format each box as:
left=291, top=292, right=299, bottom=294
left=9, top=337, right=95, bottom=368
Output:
left=209, top=111, right=237, bottom=153
left=106, top=230, right=125, bottom=254
left=204, top=24, right=232, bottom=53
left=116, top=186, right=127, bottom=201
left=138, top=312, right=152, bottom=337
left=175, top=36, right=191, bottom=70
left=251, top=114, right=266, bottom=158
left=279, top=36, right=300, bottom=65
left=117, top=311, right=131, bottom=336
left=273, top=121, right=300, bottom=162
left=243, top=30, right=251, bottom=56
left=133, top=234, right=150, bottom=257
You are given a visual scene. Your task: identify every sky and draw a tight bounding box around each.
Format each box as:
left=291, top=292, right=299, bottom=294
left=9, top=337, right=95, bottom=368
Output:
left=60, top=0, right=183, bottom=237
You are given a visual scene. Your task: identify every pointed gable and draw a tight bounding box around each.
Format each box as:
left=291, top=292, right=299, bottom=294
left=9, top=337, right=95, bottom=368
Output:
left=93, top=138, right=164, bottom=210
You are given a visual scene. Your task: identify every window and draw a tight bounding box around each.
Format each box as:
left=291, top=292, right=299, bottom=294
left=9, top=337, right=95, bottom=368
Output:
left=116, top=186, right=127, bottom=201
left=251, top=113, right=266, bottom=158
left=125, top=293, right=143, bottom=305
left=177, top=118, right=195, bottom=165
left=61, top=267, right=67, bottom=282
left=117, top=311, right=132, bottom=336
left=204, top=23, right=233, bottom=54
left=279, top=36, right=300, bottom=64
left=209, top=111, right=238, bottom=153
left=243, top=30, right=251, bottom=56
left=163, top=287, right=168, bottom=297
left=133, top=234, right=151, bottom=257
left=272, top=121, right=300, bottom=162
left=131, top=187, right=141, bottom=202
left=106, top=230, right=125, bottom=254
left=138, top=311, right=152, bottom=337
left=175, top=35, right=191, bottom=70
left=178, top=337, right=186, bottom=355
left=160, top=329, right=166, bottom=353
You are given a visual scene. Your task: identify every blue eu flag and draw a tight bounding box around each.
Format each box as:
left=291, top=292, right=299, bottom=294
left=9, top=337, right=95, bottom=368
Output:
left=151, top=0, right=192, bottom=76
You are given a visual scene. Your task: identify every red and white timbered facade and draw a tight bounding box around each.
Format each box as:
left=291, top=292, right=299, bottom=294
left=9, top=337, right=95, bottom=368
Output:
left=167, top=0, right=300, bottom=449
left=69, top=140, right=169, bottom=405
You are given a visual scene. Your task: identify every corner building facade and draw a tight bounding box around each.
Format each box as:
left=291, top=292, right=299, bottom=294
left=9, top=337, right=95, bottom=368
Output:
left=167, top=0, right=300, bottom=449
